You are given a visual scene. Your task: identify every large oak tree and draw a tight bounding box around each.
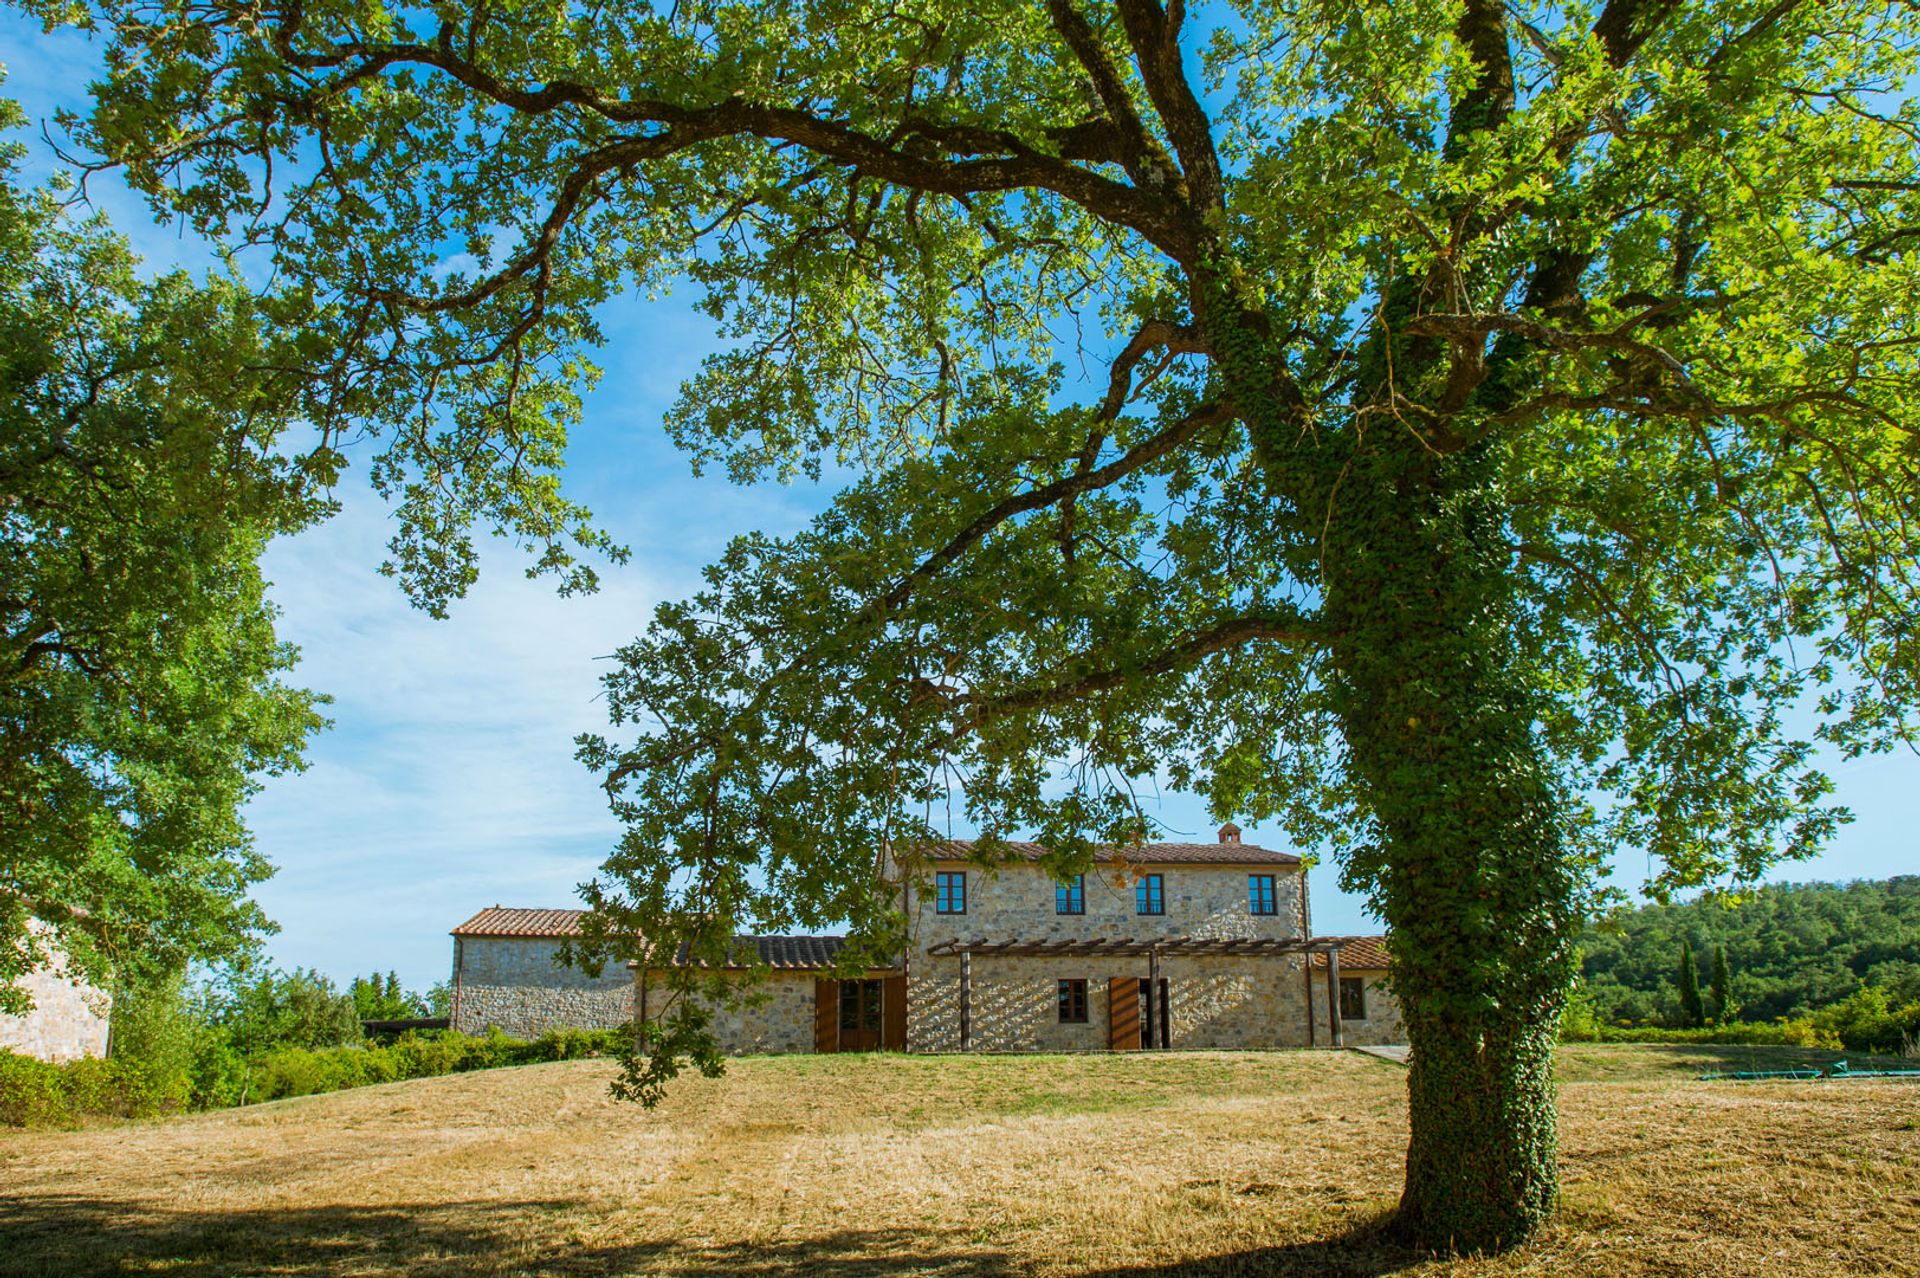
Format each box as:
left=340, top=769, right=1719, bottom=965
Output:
left=39, top=0, right=1920, bottom=1249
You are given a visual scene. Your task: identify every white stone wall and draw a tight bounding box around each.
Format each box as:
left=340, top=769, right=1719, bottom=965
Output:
left=450, top=936, right=633, bottom=1037
left=636, top=970, right=820, bottom=1055
left=0, top=925, right=111, bottom=1062
left=905, top=860, right=1314, bottom=1051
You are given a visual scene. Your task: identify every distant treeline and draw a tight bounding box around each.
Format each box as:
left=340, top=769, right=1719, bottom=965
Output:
left=1578, top=876, right=1920, bottom=1026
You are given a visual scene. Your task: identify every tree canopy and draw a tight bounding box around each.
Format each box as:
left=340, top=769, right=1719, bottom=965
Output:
left=33, top=0, right=1920, bottom=1248
left=1581, top=876, right=1920, bottom=1025
left=0, top=97, right=334, bottom=1008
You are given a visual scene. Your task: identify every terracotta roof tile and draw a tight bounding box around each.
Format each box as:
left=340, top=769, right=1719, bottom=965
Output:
left=451, top=907, right=589, bottom=938
left=1309, top=936, right=1392, bottom=970
left=926, top=839, right=1301, bottom=867
left=666, top=936, right=852, bottom=970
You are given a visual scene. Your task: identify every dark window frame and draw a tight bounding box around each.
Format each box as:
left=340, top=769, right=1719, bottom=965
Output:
left=1339, top=975, right=1367, bottom=1021
left=1055, top=874, right=1086, bottom=915
left=1135, top=873, right=1165, bottom=916
left=1249, top=874, right=1278, bottom=916
left=934, top=870, right=967, bottom=915
left=1057, top=978, right=1089, bottom=1023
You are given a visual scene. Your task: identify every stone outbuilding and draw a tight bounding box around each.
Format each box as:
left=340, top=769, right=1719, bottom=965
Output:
left=449, top=907, right=633, bottom=1037
left=0, top=921, right=112, bottom=1062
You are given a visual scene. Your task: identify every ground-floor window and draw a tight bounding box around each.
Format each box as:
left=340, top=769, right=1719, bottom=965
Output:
left=1338, top=975, right=1366, bottom=1021
left=1057, top=978, right=1089, bottom=1023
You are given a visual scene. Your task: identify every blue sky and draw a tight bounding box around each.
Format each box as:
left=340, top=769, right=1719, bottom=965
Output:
left=3, top=18, right=1912, bottom=995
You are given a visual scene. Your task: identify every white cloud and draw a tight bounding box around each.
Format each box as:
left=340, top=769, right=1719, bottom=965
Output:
left=244, top=490, right=684, bottom=988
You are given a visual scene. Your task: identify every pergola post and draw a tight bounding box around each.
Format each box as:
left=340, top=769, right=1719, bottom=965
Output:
left=1326, top=945, right=1344, bottom=1049
left=959, top=949, right=972, bottom=1051
left=1147, top=947, right=1161, bottom=1050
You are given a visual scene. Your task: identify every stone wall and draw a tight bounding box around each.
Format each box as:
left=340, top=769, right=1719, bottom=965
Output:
left=905, top=860, right=1314, bottom=1052
left=637, top=970, right=820, bottom=1055
left=450, top=936, right=633, bottom=1037
left=0, top=925, right=111, bottom=1062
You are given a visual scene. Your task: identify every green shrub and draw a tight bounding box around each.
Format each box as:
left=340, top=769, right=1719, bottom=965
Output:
left=0, top=1052, right=71, bottom=1127
left=3, top=1022, right=633, bottom=1126
left=1566, top=1019, right=1843, bottom=1049
left=1809, top=987, right=1920, bottom=1055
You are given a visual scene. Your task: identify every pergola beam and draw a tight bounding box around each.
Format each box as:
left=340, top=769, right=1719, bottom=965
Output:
left=925, top=935, right=1368, bottom=959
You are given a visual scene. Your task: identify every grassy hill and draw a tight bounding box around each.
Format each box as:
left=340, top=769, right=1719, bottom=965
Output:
left=1, top=1046, right=1915, bottom=1278
left=1580, top=876, right=1920, bottom=1024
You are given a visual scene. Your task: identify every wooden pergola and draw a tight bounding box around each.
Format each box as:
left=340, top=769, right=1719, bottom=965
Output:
left=924, top=935, right=1374, bottom=1050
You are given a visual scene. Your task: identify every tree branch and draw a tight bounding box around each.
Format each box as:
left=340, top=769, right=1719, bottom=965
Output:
left=965, top=611, right=1325, bottom=722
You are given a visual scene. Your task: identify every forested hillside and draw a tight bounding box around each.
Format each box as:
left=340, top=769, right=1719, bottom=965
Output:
left=1581, top=877, right=1920, bottom=1024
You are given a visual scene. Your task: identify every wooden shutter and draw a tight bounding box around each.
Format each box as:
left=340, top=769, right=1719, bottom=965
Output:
left=1108, top=976, right=1141, bottom=1051
left=882, top=975, right=908, bottom=1051
left=814, top=978, right=839, bottom=1053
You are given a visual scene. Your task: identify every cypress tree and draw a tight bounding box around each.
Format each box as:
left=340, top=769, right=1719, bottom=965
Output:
left=1678, top=940, right=1706, bottom=1028
left=1709, top=945, right=1735, bottom=1024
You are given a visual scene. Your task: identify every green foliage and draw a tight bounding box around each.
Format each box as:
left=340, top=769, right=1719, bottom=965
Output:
left=1559, top=1019, right=1843, bottom=1050
left=209, top=967, right=362, bottom=1055
left=1581, top=878, right=1920, bottom=1024
left=0, top=1027, right=635, bottom=1127
left=40, top=0, right=1920, bottom=1250
left=1808, top=986, right=1920, bottom=1057
left=1677, top=939, right=1705, bottom=1029
left=0, top=1050, right=187, bottom=1126
left=0, top=88, right=329, bottom=1012
left=350, top=971, right=433, bottom=1022
left=1709, top=945, right=1735, bottom=1024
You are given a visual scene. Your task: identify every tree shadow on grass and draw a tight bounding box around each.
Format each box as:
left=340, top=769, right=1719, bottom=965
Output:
left=0, top=1194, right=1423, bottom=1278
left=0, top=1195, right=1003, bottom=1278
left=1076, top=1215, right=1423, bottom=1278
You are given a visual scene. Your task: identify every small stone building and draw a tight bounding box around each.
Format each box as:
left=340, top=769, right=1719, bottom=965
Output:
left=449, top=907, right=633, bottom=1037
left=1309, top=937, right=1403, bottom=1047
left=0, top=922, right=112, bottom=1062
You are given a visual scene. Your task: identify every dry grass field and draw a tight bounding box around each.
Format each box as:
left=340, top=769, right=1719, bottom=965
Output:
left=2, top=1045, right=1916, bottom=1278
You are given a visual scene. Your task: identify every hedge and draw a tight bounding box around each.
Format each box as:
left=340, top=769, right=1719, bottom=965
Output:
left=0, top=1026, right=632, bottom=1128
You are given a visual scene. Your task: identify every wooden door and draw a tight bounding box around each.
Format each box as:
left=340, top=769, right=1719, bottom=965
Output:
left=814, top=978, right=839, bottom=1053
left=1108, top=976, right=1141, bottom=1051
left=838, top=978, right=884, bottom=1051
left=882, top=975, right=908, bottom=1051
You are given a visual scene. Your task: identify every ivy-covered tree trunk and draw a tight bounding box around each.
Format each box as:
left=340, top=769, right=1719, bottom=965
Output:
left=1322, top=426, right=1579, bottom=1248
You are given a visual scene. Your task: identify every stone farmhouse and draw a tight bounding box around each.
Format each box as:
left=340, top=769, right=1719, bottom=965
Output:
left=449, top=825, right=1401, bottom=1052
left=0, top=920, right=112, bottom=1062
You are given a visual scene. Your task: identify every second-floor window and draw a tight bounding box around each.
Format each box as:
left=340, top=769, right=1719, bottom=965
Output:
left=1055, top=874, right=1085, bottom=915
left=935, top=870, right=967, bottom=914
left=1058, top=978, right=1089, bottom=1023
left=1249, top=875, right=1278, bottom=915
left=1135, top=873, right=1164, bottom=915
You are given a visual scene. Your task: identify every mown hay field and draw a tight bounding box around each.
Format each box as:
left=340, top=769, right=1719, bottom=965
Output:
left=1, top=1045, right=1916, bottom=1277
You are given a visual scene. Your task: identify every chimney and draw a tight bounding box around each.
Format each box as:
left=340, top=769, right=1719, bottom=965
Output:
left=1218, top=823, right=1241, bottom=844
